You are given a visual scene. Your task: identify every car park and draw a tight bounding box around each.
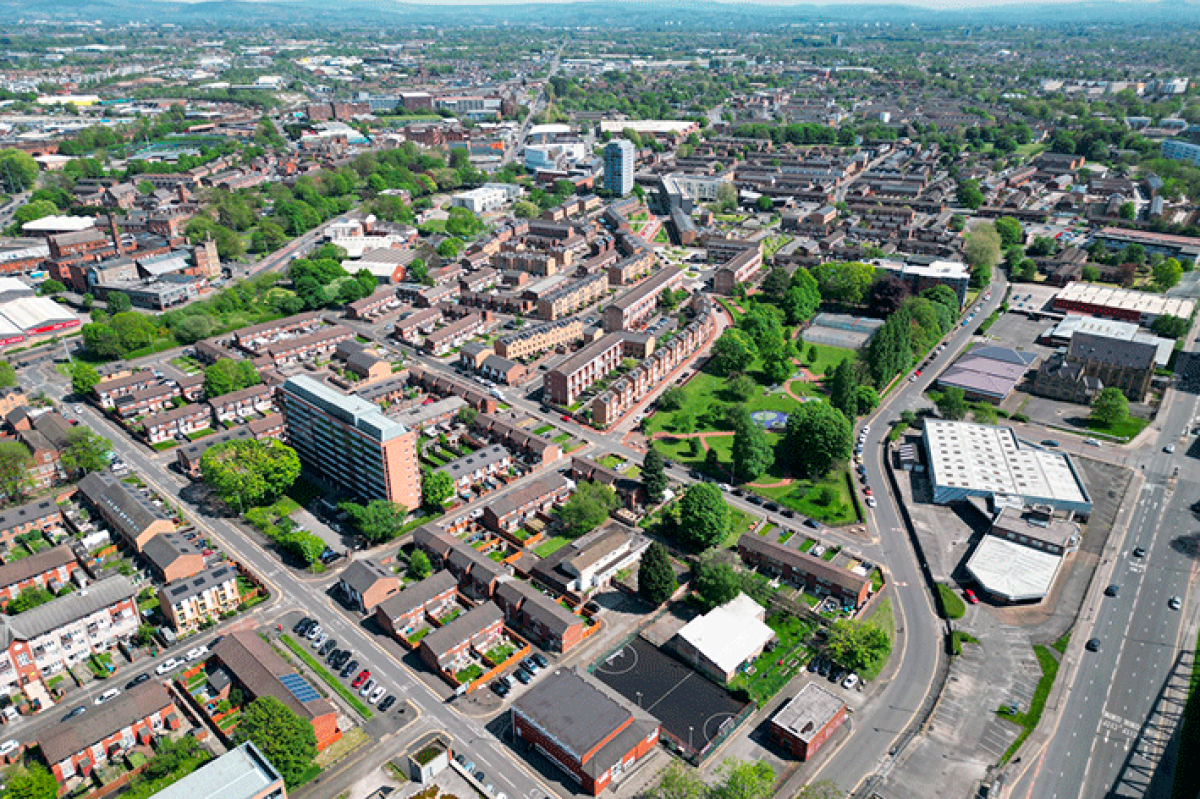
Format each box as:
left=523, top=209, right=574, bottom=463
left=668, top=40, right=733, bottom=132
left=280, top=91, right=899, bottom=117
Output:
left=126, top=673, right=151, bottom=689
left=94, top=688, right=121, bottom=705
left=379, top=695, right=397, bottom=712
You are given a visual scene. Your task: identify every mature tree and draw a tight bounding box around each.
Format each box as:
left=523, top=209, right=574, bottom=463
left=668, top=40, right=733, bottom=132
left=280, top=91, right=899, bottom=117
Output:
left=725, top=374, right=758, bottom=401
left=204, top=358, right=261, bottom=398
left=342, top=500, right=408, bottom=543
left=826, top=617, right=891, bottom=673
left=828, top=358, right=859, bottom=420
left=638, top=541, right=677, bottom=606
left=513, top=199, right=539, bottom=218
left=935, top=386, right=969, bottom=420
left=0, top=149, right=38, bottom=192
left=1119, top=201, right=1136, bottom=220
left=1151, top=315, right=1190, bottom=339
left=731, top=416, right=773, bottom=483
left=737, top=304, right=786, bottom=358
left=956, top=178, right=984, bottom=210
left=781, top=268, right=821, bottom=325
left=68, top=361, right=100, bottom=397
left=646, top=762, right=705, bottom=799
left=642, top=447, right=668, bottom=505
left=993, top=216, right=1024, bottom=249
left=711, top=760, right=776, bottom=799
left=110, top=311, right=158, bottom=352
left=2, top=764, right=59, bottom=799
left=106, top=292, right=132, bottom=313
left=761, top=354, right=794, bottom=386
left=867, top=275, right=909, bottom=319
left=1081, top=265, right=1101, bottom=283
left=760, top=264, right=791, bottom=300
left=1092, top=387, right=1129, bottom=427
left=676, top=482, right=731, bottom=550
left=854, top=385, right=881, bottom=415
left=810, top=261, right=877, bottom=305
left=1027, top=236, right=1058, bottom=257
left=659, top=386, right=688, bottom=412
left=756, top=195, right=774, bottom=212
left=0, top=441, right=32, bottom=501
left=445, top=207, right=484, bottom=238
left=693, top=552, right=741, bottom=608
left=407, top=258, right=432, bottom=286
left=457, top=406, right=478, bottom=426
left=408, top=549, right=432, bottom=580
left=232, top=696, right=318, bottom=787
left=60, top=428, right=112, bottom=476
left=864, top=310, right=911, bottom=388
left=200, top=439, right=301, bottom=509
left=784, top=401, right=852, bottom=478
left=710, top=329, right=756, bottom=376
left=421, top=468, right=455, bottom=511
left=964, top=223, right=1001, bottom=288
left=1153, top=257, right=1183, bottom=292
left=81, top=322, right=123, bottom=358
left=705, top=445, right=722, bottom=475
left=36, top=278, right=65, bottom=297
left=1016, top=259, right=1038, bottom=282
left=556, top=480, right=619, bottom=537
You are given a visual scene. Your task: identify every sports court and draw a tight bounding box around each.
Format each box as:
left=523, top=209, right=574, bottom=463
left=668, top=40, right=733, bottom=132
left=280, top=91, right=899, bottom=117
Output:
left=592, top=636, right=749, bottom=755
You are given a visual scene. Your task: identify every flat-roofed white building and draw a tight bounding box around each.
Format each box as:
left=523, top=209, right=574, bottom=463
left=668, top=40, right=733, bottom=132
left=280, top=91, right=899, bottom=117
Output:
left=1053, top=281, right=1196, bottom=326
left=922, top=420, right=1092, bottom=515
left=451, top=183, right=523, bottom=214
left=669, top=593, right=775, bottom=683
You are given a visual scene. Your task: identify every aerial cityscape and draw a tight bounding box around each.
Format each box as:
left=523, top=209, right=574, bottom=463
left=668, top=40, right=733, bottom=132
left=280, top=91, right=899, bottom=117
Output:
left=0, top=4, right=1192, bottom=799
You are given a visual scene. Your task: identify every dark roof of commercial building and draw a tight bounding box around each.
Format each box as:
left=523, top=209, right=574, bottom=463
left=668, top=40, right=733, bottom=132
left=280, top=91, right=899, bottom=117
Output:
left=0, top=544, right=75, bottom=589
left=39, top=681, right=175, bottom=765
left=513, top=667, right=657, bottom=776
left=1069, top=331, right=1156, bottom=369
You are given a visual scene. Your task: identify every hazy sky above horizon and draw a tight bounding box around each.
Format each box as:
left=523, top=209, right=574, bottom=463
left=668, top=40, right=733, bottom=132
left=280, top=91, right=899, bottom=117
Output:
left=372, top=0, right=1116, bottom=6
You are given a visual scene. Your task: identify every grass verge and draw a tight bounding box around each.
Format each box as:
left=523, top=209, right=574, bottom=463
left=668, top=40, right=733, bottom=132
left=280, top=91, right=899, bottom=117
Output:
left=997, top=644, right=1059, bottom=766
left=279, top=634, right=373, bottom=719
left=937, top=583, right=966, bottom=620
left=860, top=596, right=894, bottom=683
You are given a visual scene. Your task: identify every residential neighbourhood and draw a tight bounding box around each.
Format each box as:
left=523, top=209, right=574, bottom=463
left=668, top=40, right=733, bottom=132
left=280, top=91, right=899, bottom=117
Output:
left=0, top=11, right=1194, bottom=799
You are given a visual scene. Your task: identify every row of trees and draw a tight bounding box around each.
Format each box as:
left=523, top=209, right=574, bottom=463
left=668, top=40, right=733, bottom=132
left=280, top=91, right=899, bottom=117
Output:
left=864, top=286, right=960, bottom=389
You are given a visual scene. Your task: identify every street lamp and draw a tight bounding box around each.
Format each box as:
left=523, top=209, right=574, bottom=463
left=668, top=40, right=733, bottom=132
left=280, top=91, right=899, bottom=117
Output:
left=688, top=726, right=693, bottom=751
left=635, top=691, right=641, bottom=708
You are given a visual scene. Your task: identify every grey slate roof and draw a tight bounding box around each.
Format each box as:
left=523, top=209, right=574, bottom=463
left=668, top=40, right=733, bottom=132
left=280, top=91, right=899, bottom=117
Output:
left=39, top=681, right=174, bottom=765
left=338, top=560, right=395, bottom=596
left=419, top=601, right=502, bottom=664
left=78, top=472, right=170, bottom=542
left=0, top=544, right=75, bottom=590
left=375, top=570, right=458, bottom=623
left=1, top=575, right=135, bottom=644
left=162, top=563, right=236, bottom=604
left=0, top=497, right=60, bottom=534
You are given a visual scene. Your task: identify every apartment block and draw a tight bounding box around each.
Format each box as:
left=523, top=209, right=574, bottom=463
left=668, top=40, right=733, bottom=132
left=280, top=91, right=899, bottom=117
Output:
left=208, top=384, right=274, bottom=423
left=77, top=472, right=175, bottom=552
left=544, top=333, right=624, bottom=406
left=375, top=570, right=459, bottom=639
left=493, top=577, right=587, bottom=653
left=158, top=563, right=241, bottom=631
left=471, top=413, right=562, bottom=465
left=234, top=311, right=324, bottom=354
left=602, top=266, right=684, bottom=333
left=424, top=312, right=489, bottom=356
left=437, top=444, right=512, bottom=493
left=142, top=403, right=211, bottom=444
left=0, top=498, right=62, bottom=555
left=536, top=273, right=608, bottom=321
left=93, top=371, right=156, bottom=409
left=0, top=576, right=139, bottom=693
left=347, top=288, right=404, bottom=320
left=417, top=601, right=504, bottom=677
left=40, top=682, right=179, bottom=783
left=394, top=308, right=444, bottom=344
left=737, top=533, right=871, bottom=609
left=114, top=383, right=181, bottom=420
left=481, top=472, right=573, bottom=533
left=0, top=545, right=79, bottom=610
left=713, top=246, right=764, bottom=296
left=495, top=318, right=584, bottom=361
left=279, top=376, right=420, bottom=509
left=265, top=325, right=354, bottom=366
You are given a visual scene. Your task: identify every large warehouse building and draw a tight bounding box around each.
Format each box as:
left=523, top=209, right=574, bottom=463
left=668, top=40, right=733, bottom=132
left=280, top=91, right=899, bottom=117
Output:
left=922, top=420, right=1092, bottom=515
left=1052, top=282, right=1195, bottom=326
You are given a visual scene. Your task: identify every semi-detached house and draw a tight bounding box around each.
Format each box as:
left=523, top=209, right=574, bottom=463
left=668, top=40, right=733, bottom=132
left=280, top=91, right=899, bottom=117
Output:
left=0, top=545, right=79, bottom=610
left=208, top=384, right=274, bottom=423
left=142, top=403, right=211, bottom=444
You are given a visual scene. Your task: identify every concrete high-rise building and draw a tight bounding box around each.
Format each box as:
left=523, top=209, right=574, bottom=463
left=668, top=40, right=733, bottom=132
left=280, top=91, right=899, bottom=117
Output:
left=279, top=375, right=420, bottom=509
left=603, top=139, right=635, bottom=197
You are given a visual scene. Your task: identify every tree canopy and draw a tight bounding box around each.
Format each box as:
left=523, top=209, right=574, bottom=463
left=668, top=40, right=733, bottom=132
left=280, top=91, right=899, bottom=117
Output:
left=200, top=438, right=301, bottom=509
left=232, top=696, right=318, bottom=787
left=676, top=482, right=731, bottom=550
left=642, top=447, right=668, bottom=505
left=1091, top=387, right=1129, bottom=427
left=556, top=480, right=619, bottom=537
left=638, top=541, right=677, bottom=606
left=341, top=500, right=408, bottom=543
left=421, top=468, right=455, bottom=511
left=783, top=401, right=852, bottom=478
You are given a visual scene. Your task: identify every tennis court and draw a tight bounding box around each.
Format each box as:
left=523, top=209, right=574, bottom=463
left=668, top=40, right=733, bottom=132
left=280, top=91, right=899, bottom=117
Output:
left=593, top=636, right=748, bottom=754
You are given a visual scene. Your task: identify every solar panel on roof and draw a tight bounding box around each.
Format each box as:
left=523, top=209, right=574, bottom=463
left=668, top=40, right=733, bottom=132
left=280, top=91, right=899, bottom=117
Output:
left=280, top=672, right=320, bottom=703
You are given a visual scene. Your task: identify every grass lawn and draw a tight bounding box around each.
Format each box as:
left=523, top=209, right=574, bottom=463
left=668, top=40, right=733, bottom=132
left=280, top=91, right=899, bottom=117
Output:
left=937, top=583, right=966, bottom=620
left=485, top=643, right=515, bottom=663
left=186, top=428, right=216, bottom=441
left=408, top=627, right=431, bottom=644
left=751, top=468, right=861, bottom=526
left=1082, top=415, right=1149, bottom=442
left=729, top=612, right=816, bottom=706
left=860, top=596, right=894, bottom=683
left=455, top=664, right=484, bottom=683
left=997, top=645, right=1059, bottom=765
left=599, top=454, right=626, bottom=469
left=951, top=630, right=980, bottom=656
left=552, top=432, right=572, bottom=444
left=535, top=536, right=570, bottom=557
left=797, top=341, right=858, bottom=378
left=418, top=219, right=447, bottom=234
left=534, top=424, right=553, bottom=435
left=1052, top=630, right=1071, bottom=655
left=721, top=506, right=758, bottom=549
left=646, top=364, right=815, bottom=437
left=279, top=634, right=373, bottom=719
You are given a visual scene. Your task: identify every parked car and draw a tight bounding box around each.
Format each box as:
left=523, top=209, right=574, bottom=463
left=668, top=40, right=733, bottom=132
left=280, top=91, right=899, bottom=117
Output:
left=294, top=618, right=313, bottom=635
left=305, top=624, right=323, bottom=641
left=865, top=497, right=877, bottom=508
left=522, top=657, right=540, bottom=673
left=63, top=706, right=87, bottom=721
left=842, top=673, right=859, bottom=690
left=352, top=669, right=370, bottom=689
left=513, top=668, right=531, bottom=685
left=531, top=653, right=548, bottom=669
left=94, top=688, right=121, bottom=706
left=0, top=740, right=20, bottom=757
left=155, top=658, right=182, bottom=675
left=341, top=660, right=359, bottom=679
left=311, top=632, right=328, bottom=650
left=185, top=645, right=208, bottom=661
left=379, top=695, right=397, bottom=712
left=359, top=678, right=376, bottom=697
left=369, top=685, right=387, bottom=704
left=764, top=502, right=780, bottom=512
left=964, top=589, right=979, bottom=605
left=126, top=673, right=150, bottom=690
left=319, top=639, right=337, bottom=658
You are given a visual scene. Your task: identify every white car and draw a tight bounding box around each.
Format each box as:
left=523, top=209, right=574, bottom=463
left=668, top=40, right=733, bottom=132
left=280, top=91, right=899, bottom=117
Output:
left=359, top=678, right=376, bottom=697
left=155, top=657, right=183, bottom=675
left=185, top=645, right=208, bottom=662
left=94, top=688, right=121, bottom=705
left=842, top=673, right=859, bottom=690
left=0, top=740, right=21, bottom=758
left=311, top=632, right=328, bottom=650
left=865, top=497, right=877, bottom=508
left=369, top=685, right=387, bottom=704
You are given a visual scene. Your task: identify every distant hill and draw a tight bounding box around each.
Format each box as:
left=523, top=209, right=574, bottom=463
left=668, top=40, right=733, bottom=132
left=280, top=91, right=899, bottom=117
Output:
left=2, top=0, right=1197, bottom=29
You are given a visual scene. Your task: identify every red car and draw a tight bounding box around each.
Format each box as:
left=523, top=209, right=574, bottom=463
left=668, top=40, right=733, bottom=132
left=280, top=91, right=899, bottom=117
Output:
left=352, top=669, right=371, bottom=689
left=964, top=589, right=979, bottom=605
left=863, top=487, right=873, bottom=496
left=422, top=397, right=435, bottom=406
left=561, top=415, right=571, bottom=422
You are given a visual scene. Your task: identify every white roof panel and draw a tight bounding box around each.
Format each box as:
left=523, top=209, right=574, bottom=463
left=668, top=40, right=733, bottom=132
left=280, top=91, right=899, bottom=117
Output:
left=966, top=535, right=1064, bottom=602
